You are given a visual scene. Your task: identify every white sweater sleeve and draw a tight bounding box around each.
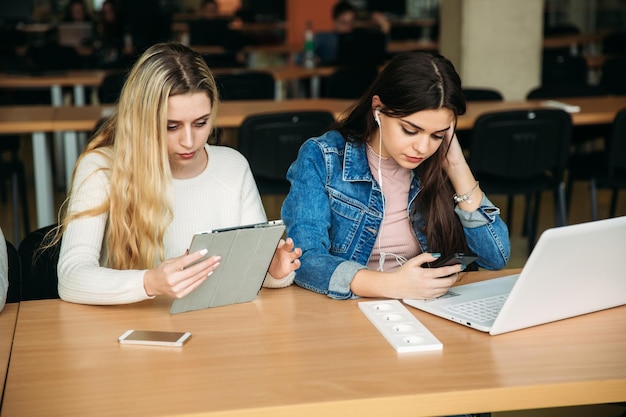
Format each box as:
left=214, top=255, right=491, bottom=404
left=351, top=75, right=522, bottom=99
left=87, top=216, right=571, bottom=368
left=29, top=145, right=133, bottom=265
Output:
left=0, top=228, right=8, bottom=311
left=57, top=152, right=151, bottom=305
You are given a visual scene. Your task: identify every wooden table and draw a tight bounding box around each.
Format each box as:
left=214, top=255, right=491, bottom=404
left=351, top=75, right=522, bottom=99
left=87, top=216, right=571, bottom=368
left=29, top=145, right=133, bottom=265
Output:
left=51, top=95, right=626, bottom=132
left=0, top=303, right=18, bottom=399
left=0, top=70, right=108, bottom=195
left=458, top=95, right=626, bottom=130
left=211, top=66, right=336, bottom=100
left=0, top=106, right=60, bottom=228
left=0, top=100, right=353, bottom=227
left=0, top=70, right=106, bottom=106
left=543, top=33, right=604, bottom=50
left=2, top=270, right=625, bottom=417
left=3, top=96, right=625, bottom=228
left=387, top=40, right=439, bottom=53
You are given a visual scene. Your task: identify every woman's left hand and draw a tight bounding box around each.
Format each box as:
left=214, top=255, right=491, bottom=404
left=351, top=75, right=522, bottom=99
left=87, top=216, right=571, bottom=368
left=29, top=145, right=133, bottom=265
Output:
left=268, top=237, right=302, bottom=279
left=442, top=128, right=468, bottom=174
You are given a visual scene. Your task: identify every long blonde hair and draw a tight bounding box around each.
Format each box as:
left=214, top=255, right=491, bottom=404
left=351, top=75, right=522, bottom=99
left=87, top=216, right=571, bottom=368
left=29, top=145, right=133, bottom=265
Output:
left=58, top=42, right=219, bottom=270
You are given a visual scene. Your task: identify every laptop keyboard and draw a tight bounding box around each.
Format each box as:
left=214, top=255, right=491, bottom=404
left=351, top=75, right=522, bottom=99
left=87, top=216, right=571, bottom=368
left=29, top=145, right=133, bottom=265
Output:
left=445, top=294, right=508, bottom=324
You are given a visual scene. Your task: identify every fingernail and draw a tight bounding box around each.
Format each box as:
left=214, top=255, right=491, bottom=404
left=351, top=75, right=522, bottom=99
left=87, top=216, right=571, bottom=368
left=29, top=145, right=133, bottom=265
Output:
left=460, top=264, right=466, bottom=270
left=199, top=249, right=208, bottom=255
left=432, top=253, right=441, bottom=258
left=208, top=271, right=213, bottom=277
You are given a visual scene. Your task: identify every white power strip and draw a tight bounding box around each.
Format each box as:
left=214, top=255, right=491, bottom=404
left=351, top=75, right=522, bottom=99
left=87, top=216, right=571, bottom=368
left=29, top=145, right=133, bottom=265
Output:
left=358, top=300, right=443, bottom=353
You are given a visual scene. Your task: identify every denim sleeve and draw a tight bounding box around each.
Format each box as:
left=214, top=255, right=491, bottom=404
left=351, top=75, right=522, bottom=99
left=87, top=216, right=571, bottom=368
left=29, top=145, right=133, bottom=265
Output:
left=282, top=140, right=359, bottom=299
left=456, top=194, right=511, bottom=270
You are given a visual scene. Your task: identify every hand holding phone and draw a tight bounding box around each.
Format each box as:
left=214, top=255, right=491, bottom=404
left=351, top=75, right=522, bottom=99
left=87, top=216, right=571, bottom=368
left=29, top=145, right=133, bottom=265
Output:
left=427, top=252, right=478, bottom=269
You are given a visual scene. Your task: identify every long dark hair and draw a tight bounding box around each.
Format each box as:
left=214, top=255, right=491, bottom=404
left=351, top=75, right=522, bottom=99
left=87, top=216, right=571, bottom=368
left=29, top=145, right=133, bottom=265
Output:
left=337, top=51, right=469, bottom=255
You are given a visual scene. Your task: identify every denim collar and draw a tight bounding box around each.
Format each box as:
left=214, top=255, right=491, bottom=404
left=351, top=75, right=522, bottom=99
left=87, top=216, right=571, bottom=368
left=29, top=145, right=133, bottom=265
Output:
left=342, top=141, right=373, bottom=182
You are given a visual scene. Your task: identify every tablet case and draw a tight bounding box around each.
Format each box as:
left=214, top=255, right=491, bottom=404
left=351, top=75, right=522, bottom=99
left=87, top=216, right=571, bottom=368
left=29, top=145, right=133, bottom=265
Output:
left=170, top=221, right=285, bottom=314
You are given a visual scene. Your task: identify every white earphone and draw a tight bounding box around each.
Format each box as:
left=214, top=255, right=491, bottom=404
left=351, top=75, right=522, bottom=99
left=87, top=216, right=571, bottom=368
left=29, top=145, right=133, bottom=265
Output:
left=374, top=108, right=381, bottom=126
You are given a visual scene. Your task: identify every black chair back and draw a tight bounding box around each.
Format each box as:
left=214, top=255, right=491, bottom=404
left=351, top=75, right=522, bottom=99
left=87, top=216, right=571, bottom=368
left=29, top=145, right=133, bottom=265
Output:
left=214, top=71, right=275, bottom=100
left=470, top=109, right=572, bottom=183
left=540, top=50, right=588, bottom=87
left=18, top=224, right=60, bottom=300
left=566, top=107, right=626, bottom=220
left=98, top=70, right=127, bottom=104
left=322, top=65, right=379, bottom=99
left=462, top=88, right=503, bottom=102
left=238, top=111, right=335, bottom=194
left=600, top=55, right=626, bottom=95
left=0, top=135, right=30, bottom=243
left=188, top=18, right=242, bottom=50
left=607, top=108, right=626, bottom=184
left=5, top=240, right=21, bottom=303
left=469, top=109, right=572, bottom=251
left=336, top=29, right=387, bottom=66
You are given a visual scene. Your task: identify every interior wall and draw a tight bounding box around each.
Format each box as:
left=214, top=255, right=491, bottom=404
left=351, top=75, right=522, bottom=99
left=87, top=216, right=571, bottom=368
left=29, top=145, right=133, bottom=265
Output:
left=285, top=0, right=335, bottom=49
left=440, top=0, right=544, bottom=100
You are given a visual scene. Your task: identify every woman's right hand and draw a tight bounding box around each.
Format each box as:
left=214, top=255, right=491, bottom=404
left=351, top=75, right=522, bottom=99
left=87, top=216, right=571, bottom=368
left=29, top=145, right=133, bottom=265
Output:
left=143, top=249, right=221, bottom=298
left=351, top=253, right=464, bottom=300
left=387, top=253, right=463, bottom=300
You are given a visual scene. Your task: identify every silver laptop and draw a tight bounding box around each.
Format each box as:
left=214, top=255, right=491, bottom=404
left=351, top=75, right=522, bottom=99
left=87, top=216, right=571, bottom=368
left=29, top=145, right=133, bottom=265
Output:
left=170, top=220, right=285, bottom=314
left=403, top=216, right=626, bottom=335
left=58, top=22, right=93, bottom=47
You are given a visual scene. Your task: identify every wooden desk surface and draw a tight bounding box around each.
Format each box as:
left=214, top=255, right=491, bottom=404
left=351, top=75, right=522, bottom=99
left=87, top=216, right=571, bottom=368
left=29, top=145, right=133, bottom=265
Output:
left=3, top=270, right=625, bottom=417
left=458, top=95, right=626, bottom=130
left=543, top=33, right=603, bottom=48
left=387, top=40, right=439, bottom=53
left=0, top=70, right=106, bottom=89
left=217, top=98, right=352, bottom=126
left=211, top=65, right=336, bottom=82
left=2, top=96, right=625, bottom=137
left=9, top=100, right=351, bottom=134
left=0, top=106, right=57, bottom=133
left=0, top=303, right=18, bottom=399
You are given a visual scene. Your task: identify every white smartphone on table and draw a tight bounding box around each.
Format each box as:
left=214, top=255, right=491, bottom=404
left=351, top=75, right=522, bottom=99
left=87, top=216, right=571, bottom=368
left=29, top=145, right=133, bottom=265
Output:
left=118, top=330, right=192, bottom=347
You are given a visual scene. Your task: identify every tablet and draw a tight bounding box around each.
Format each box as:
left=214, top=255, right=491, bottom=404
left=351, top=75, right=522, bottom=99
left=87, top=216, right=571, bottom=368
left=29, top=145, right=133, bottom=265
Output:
left=169, top=220, right=286, bottom=314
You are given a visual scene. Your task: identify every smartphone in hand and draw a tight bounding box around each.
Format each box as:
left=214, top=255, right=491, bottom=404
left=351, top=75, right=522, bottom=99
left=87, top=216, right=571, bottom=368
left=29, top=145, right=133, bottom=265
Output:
left=427, top=252, right=478, bottom=268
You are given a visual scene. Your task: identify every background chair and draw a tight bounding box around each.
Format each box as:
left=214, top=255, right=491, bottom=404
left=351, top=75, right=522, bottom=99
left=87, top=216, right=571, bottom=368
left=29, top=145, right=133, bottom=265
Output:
left=566, top=107, right=626, bottom=221
left=214, top=71, right=275, bottom=100
left=97, top=70, right=127, bottom=104
left=238, top=111, right=335, bottom=195
left=0, top=135, right=30, bottom=244
left=188, top=18, right=243, bottom=51
left=600, top=55, right=626, bottom=95
left=526, top=83, right=608, bottom=154
left=18, top=224, right=60, bottom=300
left=5, top=240, right=21, bottom=303
left=202, top=51, right=245, bottom=69
left=458, top=88, right=504, bottom=149
left=469, top=109, right=572, bottom=252
left=462, top=88, right=504, bottom=102
left=321, top=65, right=379, bottom=99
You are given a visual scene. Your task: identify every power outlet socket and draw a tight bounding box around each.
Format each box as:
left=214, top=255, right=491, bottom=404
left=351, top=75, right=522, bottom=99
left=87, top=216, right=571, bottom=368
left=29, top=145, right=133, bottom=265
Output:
left=358, top=300, right=443, bottom=353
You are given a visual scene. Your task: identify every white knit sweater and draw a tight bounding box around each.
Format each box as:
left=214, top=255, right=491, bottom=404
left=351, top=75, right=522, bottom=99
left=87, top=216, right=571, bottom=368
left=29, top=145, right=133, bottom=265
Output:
left=0, top=227, right=7, bottom=311
left=58, top=144, right=293, bottom=305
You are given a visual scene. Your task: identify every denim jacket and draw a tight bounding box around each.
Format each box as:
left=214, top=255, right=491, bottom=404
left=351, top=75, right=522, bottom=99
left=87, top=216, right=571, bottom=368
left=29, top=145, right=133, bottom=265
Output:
left=281, top=130, right=511, bottom=299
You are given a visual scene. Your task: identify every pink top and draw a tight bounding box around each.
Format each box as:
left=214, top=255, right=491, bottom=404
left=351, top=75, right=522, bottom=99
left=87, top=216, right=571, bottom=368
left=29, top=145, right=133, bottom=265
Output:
left=366, top=144, right=421, bottom=272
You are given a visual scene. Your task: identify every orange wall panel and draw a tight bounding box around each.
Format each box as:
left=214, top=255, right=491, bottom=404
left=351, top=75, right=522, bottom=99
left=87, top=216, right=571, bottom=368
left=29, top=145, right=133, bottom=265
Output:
left=286, top=0, right=337, bottom=48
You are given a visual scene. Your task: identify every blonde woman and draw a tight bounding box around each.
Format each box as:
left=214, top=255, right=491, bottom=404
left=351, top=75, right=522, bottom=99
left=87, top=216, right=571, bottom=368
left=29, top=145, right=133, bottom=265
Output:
left=57, top=42, right=301, bottom=305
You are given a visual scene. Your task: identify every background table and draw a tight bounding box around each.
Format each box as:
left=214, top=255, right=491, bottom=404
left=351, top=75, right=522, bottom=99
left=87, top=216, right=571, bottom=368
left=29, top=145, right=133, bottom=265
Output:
left=3, top=95, right=625, bottom=228
left=3, top=270, right=625, bottom=417
left=0, top=70, right=106, bottom=106
left=0, top=303, right=18, bottom=400
left=458, top=95, right=626, bottom=130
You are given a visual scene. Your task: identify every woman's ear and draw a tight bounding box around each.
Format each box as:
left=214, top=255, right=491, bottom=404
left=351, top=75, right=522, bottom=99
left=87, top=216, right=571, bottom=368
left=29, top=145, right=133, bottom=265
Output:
left=371, top=95, right=382, bottom=110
